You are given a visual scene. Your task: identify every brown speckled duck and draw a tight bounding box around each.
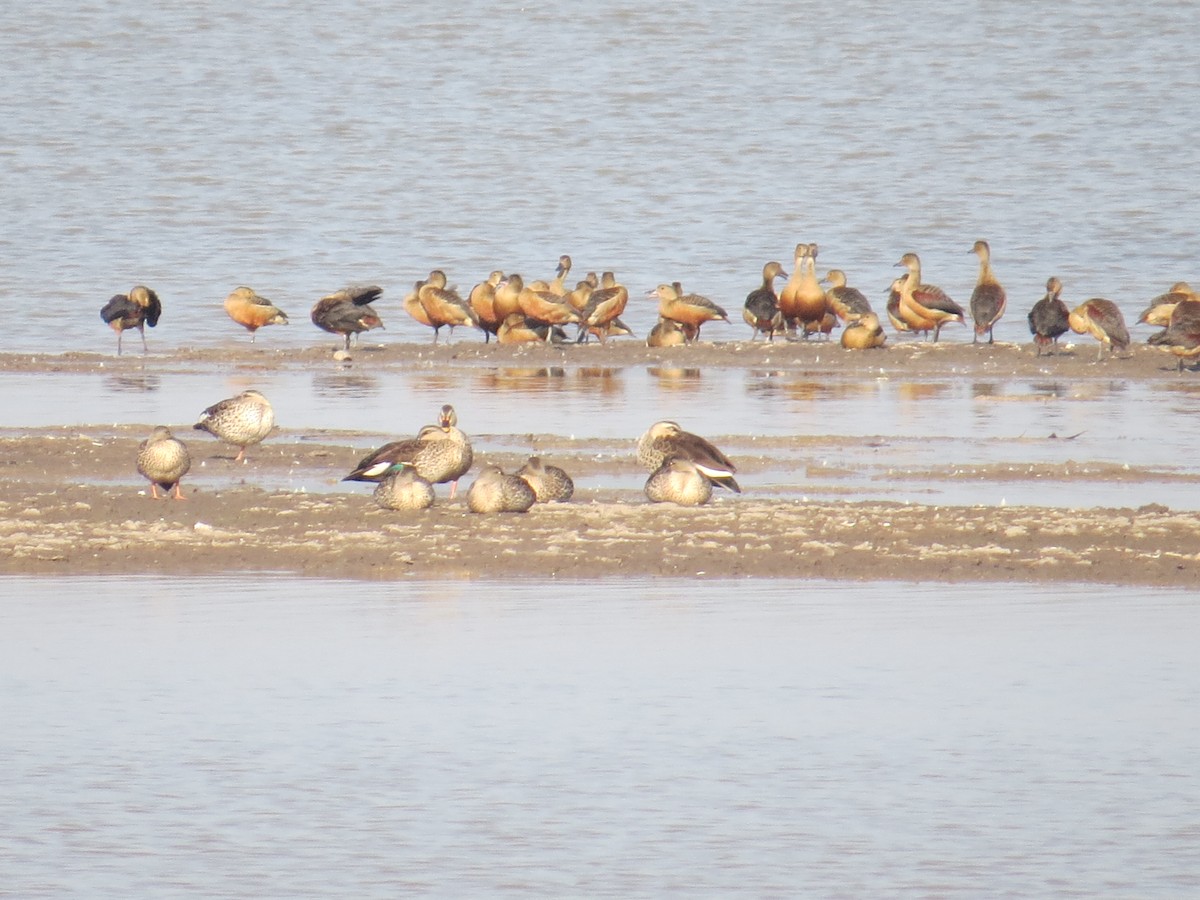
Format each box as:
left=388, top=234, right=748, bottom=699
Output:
left=223, top=286, right=289, bottom=341
left=516, top=456, right=574, bottom=502
left=193, top=389, right=275, bottom=463
left=373, top=466, right=436, bottom=511
left=466, top=464, right=537, bottom=513
left=637, top=420, right=740, bottom=493
left=343, top=404, right=473, bottom=497
left=644, top=458, right=713, bottom=506
left=101, top=285, right=162, bottom=355
left=136, top=426, right=190, bottom=500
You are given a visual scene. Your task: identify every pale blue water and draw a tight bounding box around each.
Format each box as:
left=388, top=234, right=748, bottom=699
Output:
left=2, top=0, right=1198, bottom=352
left=1, top=577, right=1198, bottom=897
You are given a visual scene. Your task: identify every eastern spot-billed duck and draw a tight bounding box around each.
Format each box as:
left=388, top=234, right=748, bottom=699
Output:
left=644, top=458, right=714, bottom=506
left=516, top=456, right=575, bottom=502
left=193, top=389, right=275, bottom=463
left=373, top=465, right=436, bottom=511
left=466, top=464, right=537, bottom=513
left=343, top=404, right=473, bottom=498
left=636, top=420, right=740, bottom=493
left=136, top=426, right=190, bottom=500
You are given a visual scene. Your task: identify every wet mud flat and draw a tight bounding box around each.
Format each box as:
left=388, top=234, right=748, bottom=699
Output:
left=1, top=424, right=1197, bottom=587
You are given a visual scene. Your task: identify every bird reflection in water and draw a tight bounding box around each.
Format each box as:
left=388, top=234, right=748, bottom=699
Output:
left=105, top=371, right=162, bottom=394
left=478, top=368, right=567, bottom=393
left=647, top=367, right=702, bottom=391
left=312, top=371, right=380, bottom=400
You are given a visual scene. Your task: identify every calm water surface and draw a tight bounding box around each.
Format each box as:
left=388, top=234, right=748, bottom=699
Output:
left=1, top=576, right=1198, bottom=897
left=2, top=0, right=1198, bottom=353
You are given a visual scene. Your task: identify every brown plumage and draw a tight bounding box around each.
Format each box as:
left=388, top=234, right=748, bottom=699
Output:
left=193, top=389, right=275, bottom=463
left=518, top=279, right=580, bottom=330
left=840, top=312, right=887, bottom=350
left=646, top=316, right=692, bottom=347
left=969, top=240, right=1007, bottom=344
left=644, top=458, right=714, bottom=506
left=1069, top=298, right=1130, bottom=361
left=778, top=243, right=830, bottom=336
left=468, top=270, right=506, bottom=341
left=416, top=270, right=479, bottom=343
left=1150, top=298, right=1200, bottom=371
left=223, top=286, right=289, bottom=341
left=576, top=272, right=629, bottom=343
left=100, top=285, right=162, bottom=355
left=885, top=278, right=909, bottom=334
left=136, top=426, right=190, bottom=500
left=373, top=467, right=436, bottom=511
left=311, top=285, right=384, bottom=351
left=743, top=261, right=788, bottom=340
left=342, top=404, right=473, bottom=498
left=466, top=464, right=537, bottom=514
left=1027, top=276, right=1070, bottom=356
left=516, top=456, right=574, bottom=502
left=1137, top=283, right=1195, bottom=338
left=822, top=269, right=873, bottom=323
left=654, top=283, right=728, bottom=341
left=637, top=420, right=739, bottom=493
left=548, top=255, right=573, bottom=296
left=894, top=253, right=965, bottom=342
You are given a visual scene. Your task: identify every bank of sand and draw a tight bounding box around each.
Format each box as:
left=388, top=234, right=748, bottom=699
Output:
left=2, top=339, right=1198, bottom=586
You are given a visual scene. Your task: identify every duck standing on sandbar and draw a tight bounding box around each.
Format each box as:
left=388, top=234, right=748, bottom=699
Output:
left=1027, top=276, right=1070, bottom=356
left=969, top=240, right=1007, bottom=344
left=137, top=426, right=190, bottom=500
left=223, top=286, right=289, bottom=342
left=637, top=420, right=740, bottom=493
left=193, top=389, right=276, bottom=463
left=101, top=285, right=162, bottom=355
left=311, top=284, right=385, bottom=351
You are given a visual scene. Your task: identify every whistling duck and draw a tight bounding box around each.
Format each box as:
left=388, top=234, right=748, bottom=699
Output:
left=1027, top=276, right=1070, bottom=356
left=1137, top=282, right=1195, bottom=337
left=518, top=277, right=580, bottom=330
left=136, top=426, right=190, bottom=500
left=468, top=270, right=506, bottom=341
left=647, top=316, right=691, bottom=347
left=466, top=464, right=537, bottom=514
left=894, top=253, right=965, bottom=342
left=822, top=269, right=873, bottom=322
left=548, top=255, right=573, bottom=296
left=311, top=285, right=384, bottom=351
left=743, top=261, right=788, bottom=340
left=969, top=240, right=1007, bottom=344
left=418, top=270, right=480, bottom=342
left=1069, top=298, right=1130, bottom=361
left=343, top=404, right=473, bottom=497
left=223, top=286, right=289, bottom=341
left=402, top=279, right=435, bottom=329
left=496, top=313, right=567, bottom=344
left=373, top=466, right=436, bottom=511
left=779, top=243, right=830, bottom=336
left=1150, top=298, right=1200, bottom=371
left=637, top=420, right=740, bottom=492
left=566, top=278, right=596, bottom=312
left=576, top=271, right=630, bottom=343
left=644, top=458, right=714, bottom=506
left=885, top=278, right=909, bottom=334
left=840, top=312, right=887, bottom=350
left=193, top=389, right=275, bottom=463
left=516, top=456, right=575, bottom=502
left=654, top=283, right=729, bottom=341
left=493, top=273, right=525, bottom=320
left=100, top=285, right=162, bottom=355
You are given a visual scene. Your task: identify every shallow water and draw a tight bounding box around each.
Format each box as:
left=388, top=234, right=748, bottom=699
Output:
left=1, top=576, right=1197, bottom=897
left=2, top=0, right=1198, bottom=354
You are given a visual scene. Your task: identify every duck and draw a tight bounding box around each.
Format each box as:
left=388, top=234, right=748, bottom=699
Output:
left=548, top=255, right=573, bottom=296
left=1027, top=276, right=1071, bottom=356
left=468, top=270, right=506, bottom=341
left=576, top=272, right=630, bottom=343
left=566, top=277, right=598, bottom=312
left=885, top=278, right=910, bottom=334
left=646, top=316, right=692, bottom=347
left=840, top=312, right=887, bottom=350
left=1068, top=298, right=1130, bottom=361
left=636, top=420, right=740, bottom=492
left=310, top=284, right=385, bottom=351
left=969, top=240, right=1007, bottom=344
left=223, top=286, right=289, bottom=341
left=343, top=403, right=474, bottom=497
left=779, top=243, right=830, bottom=337
left=492, top=273, right=525, bottom=321
left=644, top=458, right=714, bottom=506
left=192, top=389, right=275, bottom=463
left=1137, top=282, right=1195, bottom=335
left=100, top=285, right=162, bottom=355
left=136, top=426, right=190, bottom=500
left=466, top=464, right=537, bottom=513
left=402, top=279, right=435, bottom=330
left=822, top=269, right=873, bottom=323
left=373, top=466, right=436, bottom=511
left=743, top=261, right=788, bottom=340
left=517, top=277, right=580, bottom=331
left=516, top=456, right=575, bottom=502
left=654, top=283, right=729, bottom=341
left=1149, top=298, right=1200, bottom=371
left=894, top=253, right=965, bottom=341
left=496, top=313, right=568, bottom=344
left=417, top=270, right=480, bottom=343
